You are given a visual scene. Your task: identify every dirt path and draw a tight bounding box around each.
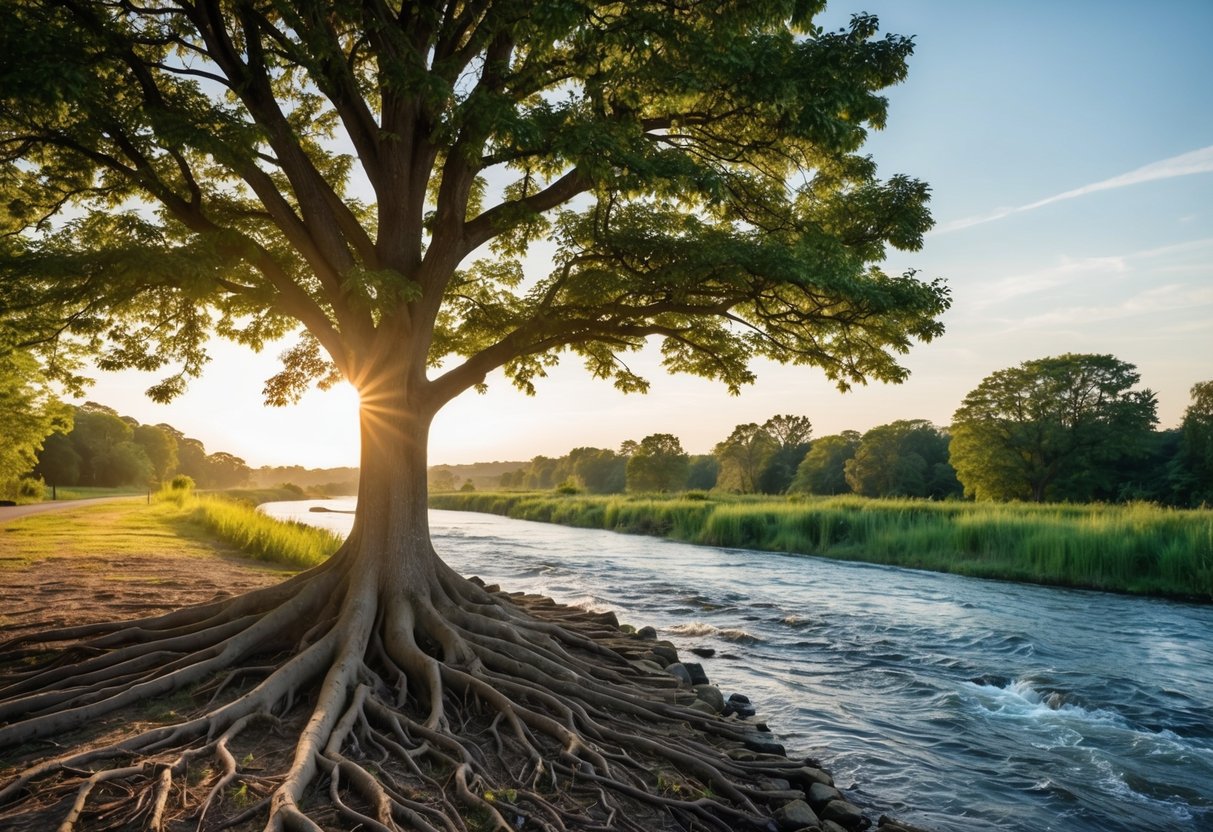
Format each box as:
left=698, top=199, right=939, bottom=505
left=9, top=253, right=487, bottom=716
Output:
left=0, top=495, right=133, bottom=522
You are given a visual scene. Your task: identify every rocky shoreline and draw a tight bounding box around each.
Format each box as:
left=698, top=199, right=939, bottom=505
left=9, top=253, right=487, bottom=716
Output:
left=481, top=578, right=937, bottom=832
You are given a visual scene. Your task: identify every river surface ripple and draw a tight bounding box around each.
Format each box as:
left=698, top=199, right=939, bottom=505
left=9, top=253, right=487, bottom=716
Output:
left=263, top=501, right=1213, bottom=832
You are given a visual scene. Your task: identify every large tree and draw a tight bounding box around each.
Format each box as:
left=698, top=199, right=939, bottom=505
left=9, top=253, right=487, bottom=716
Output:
left=790, top=430, right=860, bottom=495
left=625, top=433, right=690, bottom=493
left=0, top=3, right=947, bottom=828
left=950, top=354, right=1157, bottom=502
left=843, top=419, right=956, bottom=499
left=713, top=422, right=775, bottom=493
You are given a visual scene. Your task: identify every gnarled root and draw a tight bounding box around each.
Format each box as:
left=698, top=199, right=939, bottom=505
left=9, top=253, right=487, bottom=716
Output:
left=0, top=547, right=803, bottom=830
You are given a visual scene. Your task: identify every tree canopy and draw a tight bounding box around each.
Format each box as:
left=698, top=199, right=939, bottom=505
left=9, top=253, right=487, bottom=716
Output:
left=625, top=432, right=689, bottom=492
left=1, top=2, right=947, bottom=414
left=790, top=429, right=859, bottom=494
left=843, top=419, right=957, bottom=499
left=950, top=354, right=1158, bottom=502
left=0, top=345, right=70, bottom=498
left=714, top=414, right=811, bottom=493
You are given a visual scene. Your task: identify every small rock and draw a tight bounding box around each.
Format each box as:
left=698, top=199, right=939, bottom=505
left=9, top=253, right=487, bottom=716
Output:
left=636, top=625, right=658, bottom=639
left=722, top=697, right=757, bottom=718
left=619, top=624, right=636, bottom=634
left=820, top=799, right=867, bottom=830
left=682, top=661, right=710, bottom=685
left=808, top=782, right=843, bottom=810
left=788, top=766, right=834, bottom=789
left=690, top=646, right=716, bottom=658
left=773, top=799, right=820, bottom=831
left=728, top=692, right=752, bottom=705
left=649, top=641, right=679, bottom=665
left=693, top=684, right=725, bottom=712
left=687, top=699, right=718, bottom=715
left=590, top=610, right=619, bottom=627
left=822, top=822, right=850, bottom=832
left=665, top=663, right=693, bottom=686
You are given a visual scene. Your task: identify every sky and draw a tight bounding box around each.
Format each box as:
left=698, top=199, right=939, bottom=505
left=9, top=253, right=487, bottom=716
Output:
left=78, top=1, right=1213, bottom=469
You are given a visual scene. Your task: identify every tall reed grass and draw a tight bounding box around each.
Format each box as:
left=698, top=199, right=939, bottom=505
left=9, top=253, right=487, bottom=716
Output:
left=429, top=492, right=1213, bottom=601
left=158, top=488, right=343, bottom=567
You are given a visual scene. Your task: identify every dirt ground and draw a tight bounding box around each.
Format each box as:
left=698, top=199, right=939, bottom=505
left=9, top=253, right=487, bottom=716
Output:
left=0, top=552, right=291, bottom=637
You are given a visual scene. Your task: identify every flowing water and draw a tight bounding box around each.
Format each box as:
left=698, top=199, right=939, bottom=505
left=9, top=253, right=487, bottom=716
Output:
left=263, top=500, right=1213, bottom=832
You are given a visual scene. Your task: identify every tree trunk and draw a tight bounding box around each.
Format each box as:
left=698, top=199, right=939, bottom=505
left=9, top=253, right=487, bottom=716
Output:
left=347, top=380, right=440, bottom=598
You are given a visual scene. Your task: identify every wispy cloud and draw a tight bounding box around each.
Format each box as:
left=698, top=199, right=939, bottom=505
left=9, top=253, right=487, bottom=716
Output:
left=935, top=145, right=1213, bottom=234
left=1017, top=283, right=1213, bottom=328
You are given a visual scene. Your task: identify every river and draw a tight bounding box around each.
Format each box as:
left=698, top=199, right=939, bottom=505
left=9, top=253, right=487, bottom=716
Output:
left=262, top=500, right=1213, bottom=832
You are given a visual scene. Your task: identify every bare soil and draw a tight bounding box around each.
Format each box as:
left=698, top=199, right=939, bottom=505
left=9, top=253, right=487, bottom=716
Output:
left=0, top=553, right=291, bottom=638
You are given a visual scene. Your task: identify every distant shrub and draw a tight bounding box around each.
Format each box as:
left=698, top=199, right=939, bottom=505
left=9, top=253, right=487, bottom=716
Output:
left=555, top=484, right=580, bottom=495
left=169, top=475, right=195, bottom=491
left=684, top=490, right=710, bottom=501
left=17, top=478, right=45, bottom=501
left=278, top=482, right=305, bottom=496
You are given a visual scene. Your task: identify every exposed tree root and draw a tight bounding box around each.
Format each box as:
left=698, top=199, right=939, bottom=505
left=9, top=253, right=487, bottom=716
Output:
left=0, top=545, right=825, bottom=831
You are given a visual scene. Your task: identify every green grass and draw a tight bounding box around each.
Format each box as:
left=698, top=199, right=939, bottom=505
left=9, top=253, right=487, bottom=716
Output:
left=184, top=494, right=343, bottom=567
left=47, top=485, right=147, bottom=501
left=1, top=490, right=342, bottom=570
left=429, top=492, right=1213, bottom=601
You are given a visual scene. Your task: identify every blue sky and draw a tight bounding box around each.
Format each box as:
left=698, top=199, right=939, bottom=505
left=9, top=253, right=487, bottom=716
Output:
left=87, top=2, right=1213, bottom=468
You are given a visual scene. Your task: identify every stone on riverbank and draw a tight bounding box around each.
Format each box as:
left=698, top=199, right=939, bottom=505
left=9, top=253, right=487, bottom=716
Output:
left=774, top=798, right=821, bottom=830
left=821, top=798, right=868, bottom=829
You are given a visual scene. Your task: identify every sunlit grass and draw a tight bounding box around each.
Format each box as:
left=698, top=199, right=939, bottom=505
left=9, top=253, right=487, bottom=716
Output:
left=0, top=490, right=342, bottom=570
left=186, top=495, right=343, bottom=567
left=430, top=492, right=1213, bottom=601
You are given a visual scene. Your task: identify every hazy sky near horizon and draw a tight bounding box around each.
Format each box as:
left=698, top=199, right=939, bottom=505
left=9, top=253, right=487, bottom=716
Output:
left=80, top=1, right=1213, bottom=469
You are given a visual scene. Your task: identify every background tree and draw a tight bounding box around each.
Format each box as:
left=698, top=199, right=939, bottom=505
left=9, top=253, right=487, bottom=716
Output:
left=790, top=430, right=860, bottom=495
left=132, top=423, right=179, bottom=486
left=626, top=433, right=690, bottom=493
left=32, top=431, right=81, bottom=498
left=203, top=451, right=251, bottom=489
left=174, top=436, right=212, bottom=486
left=67, top=404, right=137, bottom=486
left=428, top=467, right=457, bottom=493
left=756, top=414, right=813, bottom=493
left=1173, top=381, right=1213, bottom=505
left=0, top=346, right=71, bottom=499
left=0, top=3, right=947, bottom=828
left=950, top=354, right=1157, bottom=501
left=844, top=420, right=958, bottom=498
left=568, top=446, right=628, bottom=494
left=714, top=422, right=775, bottom=493
left=686, top=454, right=721, bottom=491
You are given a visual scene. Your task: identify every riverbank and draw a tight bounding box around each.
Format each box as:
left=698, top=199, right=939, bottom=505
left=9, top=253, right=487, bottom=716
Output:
left=1, top=496, right=933, bottom=831
left=428, top=491, right=1213, bottom=601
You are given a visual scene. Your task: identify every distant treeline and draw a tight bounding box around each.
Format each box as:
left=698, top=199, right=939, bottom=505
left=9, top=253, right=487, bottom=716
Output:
left=29, top=402, right=357, bottom=496
left=472, top=356, right=1213, bottom=507
left=32, top=402, right=253, bottom=494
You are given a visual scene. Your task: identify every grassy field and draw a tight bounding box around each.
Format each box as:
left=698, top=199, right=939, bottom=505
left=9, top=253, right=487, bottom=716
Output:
left=430, top=491, right=1213, bottom=601
left=2, top=490, right=342, bottom=569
